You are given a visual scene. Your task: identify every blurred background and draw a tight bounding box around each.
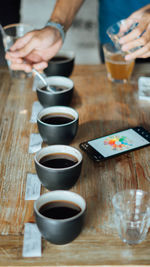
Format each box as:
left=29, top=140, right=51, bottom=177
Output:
left=21, top=0, right=100, bottom=64
left=0, top=0, right=100, bottom=65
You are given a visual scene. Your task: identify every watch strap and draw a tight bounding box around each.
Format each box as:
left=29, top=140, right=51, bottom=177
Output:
left=45, top=21, right=65, bottom=43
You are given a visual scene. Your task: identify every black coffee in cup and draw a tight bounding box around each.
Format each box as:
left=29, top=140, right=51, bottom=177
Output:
left=35, top=145, right=82, bottom=190
left=41, top=113, right=75, bottom=125
left=34, top=190, right=86, bottom=244
left=39, top=153, right=78, bottom=168
left=37, top=107, right=78, bottom=145
left=39, top=200, right=81, bottom=219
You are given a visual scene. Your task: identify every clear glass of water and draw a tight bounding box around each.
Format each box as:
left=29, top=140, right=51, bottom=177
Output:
left=112, top=189, right=150, bottom=245
left=3, top=23, right=33, bottom=79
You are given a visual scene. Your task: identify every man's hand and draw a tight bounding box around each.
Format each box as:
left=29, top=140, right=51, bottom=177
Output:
left=119, top=4, right=150, bottom=60
left=5, top=26, right=63, bottom=72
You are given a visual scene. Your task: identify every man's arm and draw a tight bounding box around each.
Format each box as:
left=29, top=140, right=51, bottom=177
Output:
left=6, top=0, right=84, bottom=72
left=50, top=0, right=84, bottom=31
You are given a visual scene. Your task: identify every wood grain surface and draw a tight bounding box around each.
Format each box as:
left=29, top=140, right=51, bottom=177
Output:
left=0, top=64, right=150, bottom=266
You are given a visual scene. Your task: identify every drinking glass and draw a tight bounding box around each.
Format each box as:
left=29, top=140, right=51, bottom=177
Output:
left=103, top=43, right=135, bottom=83
left=112, top=189, right=150, bottom=245
left=106, top=19, right=142, bottom=53
left=3, top=23, right=33, bottom=79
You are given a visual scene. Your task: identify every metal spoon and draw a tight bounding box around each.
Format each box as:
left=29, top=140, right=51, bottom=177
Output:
left=32, top=68, right=56, bottom=93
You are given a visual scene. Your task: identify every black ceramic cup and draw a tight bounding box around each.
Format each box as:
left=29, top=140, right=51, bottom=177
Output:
left=34, top=190, right=86, bottom=245
left=34, top=145, right=83, bottom=191
left=36, top=76, right=74, bottom=107
left=37, top=106, right=79, bottom=145
left=44, top=50, right=75, bottom=77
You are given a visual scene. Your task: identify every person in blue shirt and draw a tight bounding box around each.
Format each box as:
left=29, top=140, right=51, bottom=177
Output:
left=6, top=0, right=150, bottom=72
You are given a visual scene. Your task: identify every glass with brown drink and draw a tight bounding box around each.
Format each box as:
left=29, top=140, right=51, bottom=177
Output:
left=103, top=43, right=135, bottom=83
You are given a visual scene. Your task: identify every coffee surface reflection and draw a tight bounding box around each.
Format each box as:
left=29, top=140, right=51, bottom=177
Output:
left=39, top=153, right=78, bottom=168
left=41, top=113, right=75, bottom=125
left=39, top=200, right=81, bottom=219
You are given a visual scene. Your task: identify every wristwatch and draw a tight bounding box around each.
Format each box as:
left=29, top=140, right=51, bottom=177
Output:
left=45, top=21, right=65, bottom=43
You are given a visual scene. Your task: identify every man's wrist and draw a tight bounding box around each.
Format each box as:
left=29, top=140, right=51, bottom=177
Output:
left=45, top=21, right=65, bottom=43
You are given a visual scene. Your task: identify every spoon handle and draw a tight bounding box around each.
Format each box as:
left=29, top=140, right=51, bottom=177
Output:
left=32, top=68, right=47, bottom=86
left=32, top=68, right=55, bottom=94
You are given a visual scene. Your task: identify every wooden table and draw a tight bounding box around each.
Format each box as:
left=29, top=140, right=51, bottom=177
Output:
left=1, top=64, right=150, bottom=266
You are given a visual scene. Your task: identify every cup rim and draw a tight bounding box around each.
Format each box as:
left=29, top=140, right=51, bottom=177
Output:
left=36, top=76, right=74, bottom=95
left=34, top=144, right=83, bottom=171
left=3, top=23, right=33, bottom=31
left=37, top=106, right=78, bottom=127
left=34, top=190, right=86, bottom=222
left=112, top=189, right=150, bottom=209
left=106, top=19, right=125, bottom=35
left=50, top=50, right=75, bottom=62
left=103, top=43, right=135, bottom=63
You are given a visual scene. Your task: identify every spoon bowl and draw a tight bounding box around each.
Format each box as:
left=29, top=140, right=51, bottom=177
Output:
left=36, top=76, right=74, bottom=107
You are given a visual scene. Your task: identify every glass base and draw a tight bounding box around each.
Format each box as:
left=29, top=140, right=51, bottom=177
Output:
left=119, top=228, right=147, bottom=245
left=107, top=73, right=129, bottom=84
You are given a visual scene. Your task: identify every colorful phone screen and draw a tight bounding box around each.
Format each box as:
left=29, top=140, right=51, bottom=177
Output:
left=88, top=129, right=149, bottom=158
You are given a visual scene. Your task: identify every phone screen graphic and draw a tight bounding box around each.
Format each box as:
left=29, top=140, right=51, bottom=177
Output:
left=88, top=129, right=149, bottom=158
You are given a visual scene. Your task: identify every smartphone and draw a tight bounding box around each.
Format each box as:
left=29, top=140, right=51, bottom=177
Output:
left=79, top=126, right=150, bottom=162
